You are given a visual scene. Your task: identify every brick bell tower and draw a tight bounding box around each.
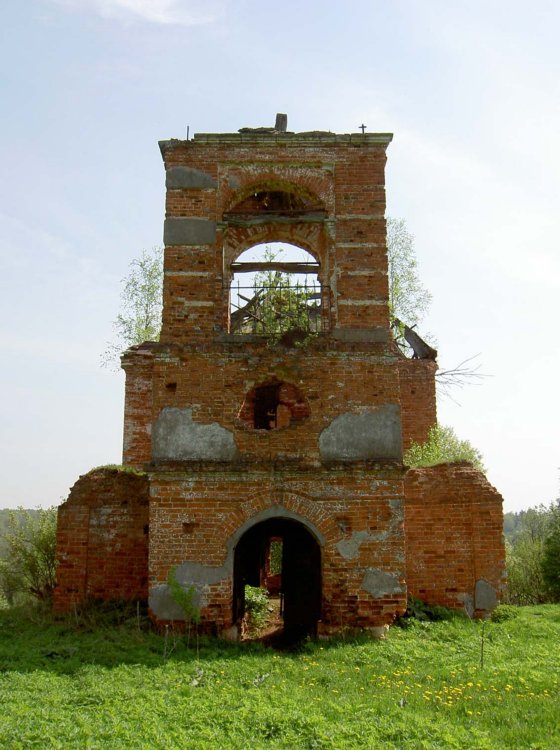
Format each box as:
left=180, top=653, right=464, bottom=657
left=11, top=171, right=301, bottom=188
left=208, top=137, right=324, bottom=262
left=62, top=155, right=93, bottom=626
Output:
left=54, top=116, right=505, bottom=632
left=120, top=115, right=414, bottom=637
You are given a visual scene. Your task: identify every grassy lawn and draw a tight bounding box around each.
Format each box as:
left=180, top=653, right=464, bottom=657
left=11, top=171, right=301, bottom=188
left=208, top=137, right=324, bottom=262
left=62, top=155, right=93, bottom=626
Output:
left=0, top=603, right=558, bottom=749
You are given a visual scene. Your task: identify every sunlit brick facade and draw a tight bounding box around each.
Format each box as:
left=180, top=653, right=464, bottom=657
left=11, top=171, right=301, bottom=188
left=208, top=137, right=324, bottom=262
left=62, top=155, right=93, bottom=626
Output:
left=54, top=121, right=505, bottom=635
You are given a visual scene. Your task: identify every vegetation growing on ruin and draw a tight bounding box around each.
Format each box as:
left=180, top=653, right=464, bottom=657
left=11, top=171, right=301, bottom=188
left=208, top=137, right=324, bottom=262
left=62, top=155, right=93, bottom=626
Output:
left=243, top=585, right=270, bottom=636
left=86, top=464, right=147, bottom=476
left=101, top=246, right=163, bottom=369
left=0, top=602, right=558, bottom=748
left=404, top=424, right=485, bottom=472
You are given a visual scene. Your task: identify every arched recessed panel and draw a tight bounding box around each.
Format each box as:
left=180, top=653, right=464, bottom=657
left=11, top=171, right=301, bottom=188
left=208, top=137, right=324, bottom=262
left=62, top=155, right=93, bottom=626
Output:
left=224, top=181, right=326, bottom=221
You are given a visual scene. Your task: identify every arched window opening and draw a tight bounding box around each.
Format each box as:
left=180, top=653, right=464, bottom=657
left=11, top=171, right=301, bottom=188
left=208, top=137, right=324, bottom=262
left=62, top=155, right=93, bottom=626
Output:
left=230, top=242, right=322, bottom=337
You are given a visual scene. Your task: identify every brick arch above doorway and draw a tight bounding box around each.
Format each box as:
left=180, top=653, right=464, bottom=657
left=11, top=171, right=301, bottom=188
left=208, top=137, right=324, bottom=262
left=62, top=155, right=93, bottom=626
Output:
left=226, top=504, right=326, bottom=555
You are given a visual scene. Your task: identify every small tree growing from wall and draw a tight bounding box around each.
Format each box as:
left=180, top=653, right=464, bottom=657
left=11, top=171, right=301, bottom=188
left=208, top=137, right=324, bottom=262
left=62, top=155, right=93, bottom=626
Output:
left=102, top=225, right=485, bottom=395
left=101, top=246, right=163, bottom=369
left=387, top=217, right=432, bottom=333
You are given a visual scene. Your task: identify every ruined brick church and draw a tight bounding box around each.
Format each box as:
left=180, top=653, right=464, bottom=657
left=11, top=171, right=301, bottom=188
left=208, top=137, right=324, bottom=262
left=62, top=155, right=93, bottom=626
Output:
left=54, top=116, right=505, bottom=637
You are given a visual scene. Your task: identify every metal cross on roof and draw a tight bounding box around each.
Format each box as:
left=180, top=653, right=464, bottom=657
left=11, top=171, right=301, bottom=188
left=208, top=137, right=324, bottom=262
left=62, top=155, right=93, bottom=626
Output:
left=359, top=123, right=367, bottom=134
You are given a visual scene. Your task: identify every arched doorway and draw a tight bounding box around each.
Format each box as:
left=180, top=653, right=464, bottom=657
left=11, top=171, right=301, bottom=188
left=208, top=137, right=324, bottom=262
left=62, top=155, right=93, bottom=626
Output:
left=233, top=517, right=321, bottom=641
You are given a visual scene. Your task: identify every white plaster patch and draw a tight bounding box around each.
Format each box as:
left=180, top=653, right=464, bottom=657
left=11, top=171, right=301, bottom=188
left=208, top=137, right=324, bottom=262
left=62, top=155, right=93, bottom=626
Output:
left=362, top=568, right=404, bottom=596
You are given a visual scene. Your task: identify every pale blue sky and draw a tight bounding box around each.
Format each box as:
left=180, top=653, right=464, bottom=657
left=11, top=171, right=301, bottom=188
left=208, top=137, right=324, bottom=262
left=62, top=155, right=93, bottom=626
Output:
left=1, top=0, right=558, bottom=512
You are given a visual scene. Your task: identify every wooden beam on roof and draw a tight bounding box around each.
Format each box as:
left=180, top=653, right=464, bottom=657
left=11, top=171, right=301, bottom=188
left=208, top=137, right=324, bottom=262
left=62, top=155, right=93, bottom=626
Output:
left=231, top=262, right=320, bottom=274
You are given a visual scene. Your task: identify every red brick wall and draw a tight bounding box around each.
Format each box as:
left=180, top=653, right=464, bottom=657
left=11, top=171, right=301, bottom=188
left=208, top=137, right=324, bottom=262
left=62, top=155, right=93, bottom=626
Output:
left=54, top=468, right=149, bottom=611
left=149, top=467, right=407, bottom=632
left=148, top=343, right=401, bottom=465
left=398, top=357, right=437, bottom=452
left=159, top=134, right=392, bottom=343
left=404, top=464, right=505, bottom=612
left=121, top=342, right=437, bottom=468
left=122, top=346, right=154, bottom=467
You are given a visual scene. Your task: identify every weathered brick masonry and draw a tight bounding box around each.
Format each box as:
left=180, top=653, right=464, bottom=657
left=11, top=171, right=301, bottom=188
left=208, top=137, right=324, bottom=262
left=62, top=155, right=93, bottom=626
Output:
left=55, top=469, right=149, bottom=607
left=405, top=465, right=505, bottom=613
left=54, top=119, right=505, bottom=633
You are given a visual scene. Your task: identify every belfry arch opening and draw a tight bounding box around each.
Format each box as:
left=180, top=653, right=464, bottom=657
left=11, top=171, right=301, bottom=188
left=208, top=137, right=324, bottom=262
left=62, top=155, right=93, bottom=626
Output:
left=233, top=517, right=322, bottom=642
left=229, top=242, right=322, bottom=336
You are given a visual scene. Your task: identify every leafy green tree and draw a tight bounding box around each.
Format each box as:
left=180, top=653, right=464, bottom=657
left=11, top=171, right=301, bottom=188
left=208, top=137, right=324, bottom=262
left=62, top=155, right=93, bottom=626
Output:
left=0, top=508, right=57, bottom=605
left=404, top=424, right=485, bottom=472
left=541, top=502, right=560, bottom=600
left=504, top=500, right=560, bottom=604
left=387, top=218, right=486, bottom=396
left=505, top=537, right=548, bottom=605
left=387, top=217, right=432, bottom=331
left=101, top=246, right=163, bottom=369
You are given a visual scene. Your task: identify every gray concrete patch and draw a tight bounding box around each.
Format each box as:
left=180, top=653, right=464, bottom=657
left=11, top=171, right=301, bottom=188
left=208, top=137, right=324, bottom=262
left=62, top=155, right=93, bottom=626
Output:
left=331, top=327, right=389, bottom=343
left=152, top=407, right=239, bottom=462
left=149, top=584, right=188, bottom=621
left=166, top=166, right=216, bottom=189
left=362, top=568, right=404, bottom=596
left=164, top=218, right=216, bottom=246
left=149, top=562, right=230, bottom=620
left=319, top=405, right=402, bottom=462
left=336, top=524, right=400, bottom=560
left=474, top=579, right=498, bottom=611
left=337, top=531, right=371, bottom=560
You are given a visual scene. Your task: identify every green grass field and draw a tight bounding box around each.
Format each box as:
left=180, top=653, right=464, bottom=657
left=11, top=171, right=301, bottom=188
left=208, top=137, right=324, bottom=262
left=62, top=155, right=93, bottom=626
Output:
left=0, top=603, right=558, bottom=749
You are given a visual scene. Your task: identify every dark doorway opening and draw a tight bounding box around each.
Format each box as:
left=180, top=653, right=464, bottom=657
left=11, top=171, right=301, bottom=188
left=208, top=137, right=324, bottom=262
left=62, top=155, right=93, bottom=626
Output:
left=233, top=518, right=321, bottom=643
